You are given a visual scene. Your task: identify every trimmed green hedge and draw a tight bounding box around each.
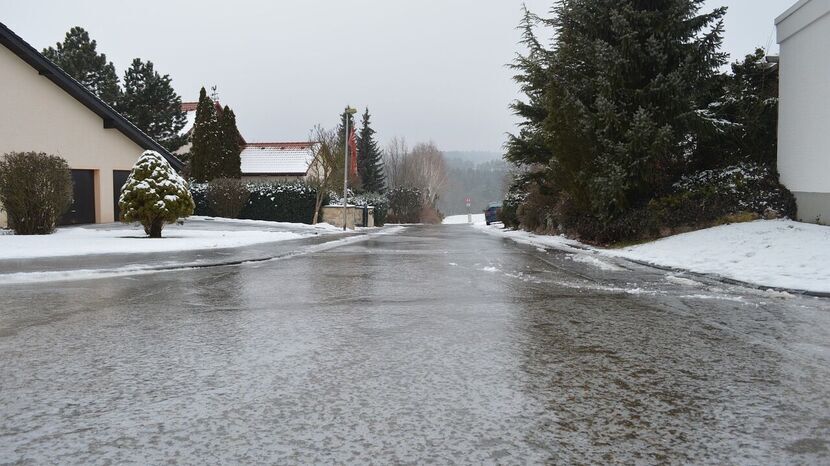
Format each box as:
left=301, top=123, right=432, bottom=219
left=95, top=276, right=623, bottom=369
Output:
left=191, top=181, right=323, bottom=224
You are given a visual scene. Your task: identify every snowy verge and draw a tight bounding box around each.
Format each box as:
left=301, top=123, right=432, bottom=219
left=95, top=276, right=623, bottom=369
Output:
left=443, top=214, right=486, bottom=225
left=0, top=227, right=405, bottom=285
left=190, top=216, right=342, bottom=231
left=476, top=220, right=830, bottom=295
left=0, top=226, right=406, bottom=285
left=0, top=227, right=307, bottom=260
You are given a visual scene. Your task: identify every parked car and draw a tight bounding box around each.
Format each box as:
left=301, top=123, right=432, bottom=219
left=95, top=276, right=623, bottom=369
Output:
left=483, top=202, right=502, bottom=225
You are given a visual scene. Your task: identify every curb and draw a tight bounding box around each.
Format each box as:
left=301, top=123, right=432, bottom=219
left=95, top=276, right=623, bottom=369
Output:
left=613, top=256, right=830, bottom=299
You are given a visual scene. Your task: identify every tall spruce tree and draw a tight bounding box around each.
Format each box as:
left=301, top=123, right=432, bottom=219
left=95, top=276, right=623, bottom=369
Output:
left=190, top=87, right=223, bottom=182
left=218, top=106, right=243, bottom=178
left=43, top=27, right=120, bottom=105
left=116, top=59, right=187, bottom=151
left=541, top=0, right=727, bottom=220
left=506, top=7, right=556, bottom=169
left=356, top=108, right=386, bottom=193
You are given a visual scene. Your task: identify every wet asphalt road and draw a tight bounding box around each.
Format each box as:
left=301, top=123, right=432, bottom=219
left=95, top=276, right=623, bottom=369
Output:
left=1, top=225, right=829, bottom=464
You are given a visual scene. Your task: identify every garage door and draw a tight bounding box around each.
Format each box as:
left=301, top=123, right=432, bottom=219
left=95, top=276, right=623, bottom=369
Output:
left=59, top=169, right=95, bottom=225
left=113, top=170, right=131, bottom=222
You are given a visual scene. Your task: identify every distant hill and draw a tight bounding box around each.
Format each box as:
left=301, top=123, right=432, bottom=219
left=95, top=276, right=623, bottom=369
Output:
left=442, top=151, right=504, bottom=164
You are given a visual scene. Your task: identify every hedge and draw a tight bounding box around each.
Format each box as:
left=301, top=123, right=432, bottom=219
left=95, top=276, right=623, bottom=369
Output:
left=191, top=181, right=323, bottom=224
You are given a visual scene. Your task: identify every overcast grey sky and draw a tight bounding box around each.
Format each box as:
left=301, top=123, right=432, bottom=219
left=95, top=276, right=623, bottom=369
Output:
left=1, top=0, right=794, bottom=152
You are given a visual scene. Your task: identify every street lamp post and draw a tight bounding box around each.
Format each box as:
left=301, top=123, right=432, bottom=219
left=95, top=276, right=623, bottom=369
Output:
left=342, top=106, right=357, bottom=231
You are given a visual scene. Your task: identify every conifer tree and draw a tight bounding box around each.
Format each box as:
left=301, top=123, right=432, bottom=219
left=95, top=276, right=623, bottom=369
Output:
left=705, top=48, right=779, bottom=167
left=356, top=108, right=386, bottom=193
left=190, top=87, right=223, bottom=182
left=116, top=59, right=187, bottom=151
left=119, top=150, right=194, bottom=238
left=43, top=27, right=120, bottom=105
left=218, top=106, right=243, bottom=178
left=541, top=0, right=727, bottom=219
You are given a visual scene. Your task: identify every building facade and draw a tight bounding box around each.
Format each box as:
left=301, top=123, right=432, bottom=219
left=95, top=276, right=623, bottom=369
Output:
left=776, top=0, right=830, bottom=223
left=0, top=22, right=181, bottom=228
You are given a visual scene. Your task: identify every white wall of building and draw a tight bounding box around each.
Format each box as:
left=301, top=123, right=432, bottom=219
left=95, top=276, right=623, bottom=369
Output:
left=777, top=0, right=830, bottom=222
left=0, top=45, right=144, bottom=226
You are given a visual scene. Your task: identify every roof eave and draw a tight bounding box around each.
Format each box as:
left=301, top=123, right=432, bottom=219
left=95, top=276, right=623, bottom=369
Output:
left=0, top=22, right=184, bottom=171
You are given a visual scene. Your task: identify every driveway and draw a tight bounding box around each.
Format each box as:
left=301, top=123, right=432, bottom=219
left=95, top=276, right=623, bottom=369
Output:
left=1, top=225, right=828, bottom=464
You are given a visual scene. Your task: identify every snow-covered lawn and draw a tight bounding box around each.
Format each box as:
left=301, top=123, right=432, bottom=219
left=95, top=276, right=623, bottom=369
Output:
left=443, top=214, right=486, bottom=225
left=478, top=219, right=830, bottom=294
left=0, top=226, right=308, bottom=260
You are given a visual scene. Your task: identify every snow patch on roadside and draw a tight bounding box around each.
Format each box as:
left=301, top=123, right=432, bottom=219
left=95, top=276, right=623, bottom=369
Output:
left=0, top=227, right=405, bottom=285
left=568, top=253, right=622, bottom=271
left=443, top=214, right=486, bottom=225
left=478, top=220, right=830, bottom=295
left=611, top=220, right=830, bottom=294
left=0, top=227, right=306, bottom=260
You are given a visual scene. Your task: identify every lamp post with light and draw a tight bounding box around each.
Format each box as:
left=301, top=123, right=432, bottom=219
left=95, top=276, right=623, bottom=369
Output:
left=342, top=106, right=357, bottom=230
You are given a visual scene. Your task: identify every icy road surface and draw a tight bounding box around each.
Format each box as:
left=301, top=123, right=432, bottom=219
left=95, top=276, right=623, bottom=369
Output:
left=1, top=225, right=829, bottom=464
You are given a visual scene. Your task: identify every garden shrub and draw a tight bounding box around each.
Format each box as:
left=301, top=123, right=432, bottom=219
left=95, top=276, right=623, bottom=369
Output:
left=119, top=150, right=195, bottom=238
left=387, top=187, right=423, bottom=223
left=0, top=152, right=73, bottom=235
left=207, top=178, right=250, bottom=218
left=649, top=163, right=796, bottom=229
left=499, top=191, right=524, bottom=229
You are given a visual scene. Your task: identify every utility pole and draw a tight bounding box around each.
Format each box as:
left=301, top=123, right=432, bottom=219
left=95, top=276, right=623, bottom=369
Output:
left=342, top=106, right=357, bottom=230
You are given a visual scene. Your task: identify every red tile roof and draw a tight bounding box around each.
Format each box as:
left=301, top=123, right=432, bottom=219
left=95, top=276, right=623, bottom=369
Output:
left=181, top=102, right=198, bottom=112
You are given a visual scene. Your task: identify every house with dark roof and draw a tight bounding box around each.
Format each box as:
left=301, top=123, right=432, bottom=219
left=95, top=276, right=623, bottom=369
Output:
left=0, top=21, right=182, bottom=227
left=177, top=103, right=317, bottom=181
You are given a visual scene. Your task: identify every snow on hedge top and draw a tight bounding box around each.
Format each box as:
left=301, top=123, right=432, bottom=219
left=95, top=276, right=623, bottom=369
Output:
left=119, top=150, right=195, bottom=223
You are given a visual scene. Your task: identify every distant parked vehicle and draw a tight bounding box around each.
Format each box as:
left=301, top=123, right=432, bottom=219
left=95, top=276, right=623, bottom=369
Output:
left=484, top=202, right=502, bottom=225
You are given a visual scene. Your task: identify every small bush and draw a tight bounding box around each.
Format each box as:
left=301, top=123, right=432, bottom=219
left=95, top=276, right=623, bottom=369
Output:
left=387, top=187, right=423, bottom=223
left=0, top=152, right=73, bottom=235
left=649, top=163, right=796, bottom=229
left=119, top=151, right=195, bottom=238
left=207, top=178, right=250, bottom=218
left=419, top=206, right=443, bottom=224
left=499, top=191, right=524, bottom=229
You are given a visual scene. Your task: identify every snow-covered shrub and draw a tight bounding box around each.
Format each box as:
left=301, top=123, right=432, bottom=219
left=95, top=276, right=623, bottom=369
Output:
left=206, top=178, right=249, bottom=218
left=0, top=152, right=73, bottom=235
left=119, top=150, right=195, bottom=238
left=649, top=163, right=796, bottom=229
left=386, top=187, right=423, bottom=223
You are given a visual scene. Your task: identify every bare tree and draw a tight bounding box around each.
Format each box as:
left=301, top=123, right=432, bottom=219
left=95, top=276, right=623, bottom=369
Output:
left=384, top=136, right=409, bottom=190
left=307, top=125, right=344, bottom=224
left=408, top=142, right=448, bottom=207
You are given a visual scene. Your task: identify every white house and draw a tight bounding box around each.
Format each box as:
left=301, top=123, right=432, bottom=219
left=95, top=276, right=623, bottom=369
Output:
left=0, top=22, right=182, bottom=228
left=240, top=142, right=317, bottom=182
left=776, top=0, right=830, bottom=223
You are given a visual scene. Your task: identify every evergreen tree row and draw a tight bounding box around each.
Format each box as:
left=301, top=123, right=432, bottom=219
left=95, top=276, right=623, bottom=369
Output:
left=190, top=87, right=242, bottom=182
left=336, top=108, right=386, bottom=194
